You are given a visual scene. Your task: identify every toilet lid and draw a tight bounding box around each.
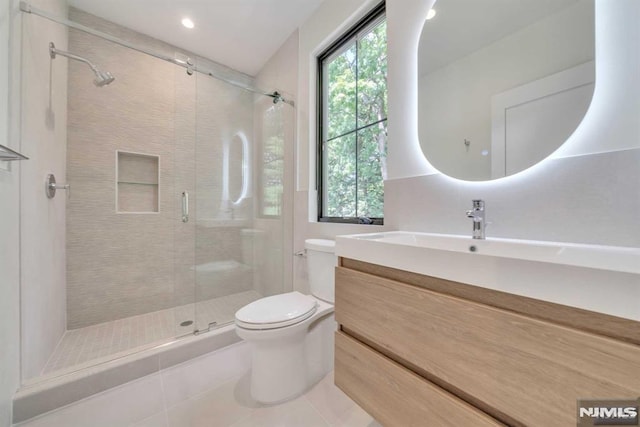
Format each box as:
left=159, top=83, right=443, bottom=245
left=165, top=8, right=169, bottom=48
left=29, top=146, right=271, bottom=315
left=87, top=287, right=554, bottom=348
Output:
left=235, top=291, right=318, bottom=330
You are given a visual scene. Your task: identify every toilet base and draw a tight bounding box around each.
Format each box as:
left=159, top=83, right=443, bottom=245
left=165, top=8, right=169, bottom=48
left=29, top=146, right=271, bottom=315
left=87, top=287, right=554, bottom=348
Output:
left=236, top=299, right=335, bottom=404
left=250, top=329, right=308, bottom=403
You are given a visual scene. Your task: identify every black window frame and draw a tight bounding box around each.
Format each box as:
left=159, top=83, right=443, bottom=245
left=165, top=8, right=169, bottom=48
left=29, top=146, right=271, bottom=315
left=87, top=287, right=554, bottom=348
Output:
left=316, top=1, right=386, bottom=225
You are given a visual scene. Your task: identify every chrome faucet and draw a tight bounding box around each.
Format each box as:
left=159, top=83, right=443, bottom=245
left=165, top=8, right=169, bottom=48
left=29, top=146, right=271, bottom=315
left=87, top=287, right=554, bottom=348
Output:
left=466, top=199, right=486, bottom=240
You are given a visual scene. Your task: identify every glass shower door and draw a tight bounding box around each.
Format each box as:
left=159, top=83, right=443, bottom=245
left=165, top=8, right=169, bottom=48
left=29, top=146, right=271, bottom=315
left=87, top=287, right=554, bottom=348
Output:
left=191, top=58, right=261, bottom=332
left=171, top=52, right=198, bottom=337
left=48, top=22, right=199, bottom=379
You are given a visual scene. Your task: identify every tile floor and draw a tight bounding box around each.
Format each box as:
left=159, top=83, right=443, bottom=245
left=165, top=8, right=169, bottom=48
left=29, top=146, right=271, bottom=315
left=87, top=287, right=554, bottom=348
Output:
left=139, top=372, right=380, bottom=427
left=42, top=291, right=261, bottom=376
left=17, top=341, right=380, bottom=427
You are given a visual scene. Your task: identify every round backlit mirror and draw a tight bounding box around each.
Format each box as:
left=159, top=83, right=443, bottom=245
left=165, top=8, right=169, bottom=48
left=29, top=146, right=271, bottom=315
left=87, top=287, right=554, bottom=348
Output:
left=418, top=0, right=595, bottom=181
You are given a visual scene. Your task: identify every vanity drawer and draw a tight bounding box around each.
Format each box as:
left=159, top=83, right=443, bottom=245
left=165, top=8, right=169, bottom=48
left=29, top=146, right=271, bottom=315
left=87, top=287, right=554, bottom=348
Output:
left=335, top=266, right=640, bottom=426
left=335, top=331, right=503, bottom=427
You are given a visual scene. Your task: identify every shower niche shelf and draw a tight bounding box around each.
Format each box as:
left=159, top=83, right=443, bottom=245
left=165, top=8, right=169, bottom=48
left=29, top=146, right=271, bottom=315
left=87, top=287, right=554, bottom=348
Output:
left=116, top=151, right=159, bottom=213
left=116, top=181, right=158, bottom=186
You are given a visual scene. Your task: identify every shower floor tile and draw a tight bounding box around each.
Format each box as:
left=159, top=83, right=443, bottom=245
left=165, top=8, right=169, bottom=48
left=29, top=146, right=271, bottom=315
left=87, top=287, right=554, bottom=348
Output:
left=42, top=290, right=261, bottom=376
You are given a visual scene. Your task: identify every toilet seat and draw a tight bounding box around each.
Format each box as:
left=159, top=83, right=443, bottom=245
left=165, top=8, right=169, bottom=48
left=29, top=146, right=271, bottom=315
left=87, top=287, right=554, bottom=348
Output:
left=235, top=291, right=318, bottom=330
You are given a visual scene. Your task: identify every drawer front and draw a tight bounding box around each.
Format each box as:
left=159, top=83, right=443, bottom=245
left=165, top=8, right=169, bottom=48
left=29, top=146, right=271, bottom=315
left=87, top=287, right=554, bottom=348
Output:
left=335, top=331, right=503, bottom=427
left=336, top=266, right=640, bottom=426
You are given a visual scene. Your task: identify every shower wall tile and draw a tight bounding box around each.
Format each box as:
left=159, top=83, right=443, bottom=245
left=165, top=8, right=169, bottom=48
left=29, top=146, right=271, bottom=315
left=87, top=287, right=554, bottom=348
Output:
left=66, top=9, right=255, bottom=329
left=65, top=24, right=177, bottom=327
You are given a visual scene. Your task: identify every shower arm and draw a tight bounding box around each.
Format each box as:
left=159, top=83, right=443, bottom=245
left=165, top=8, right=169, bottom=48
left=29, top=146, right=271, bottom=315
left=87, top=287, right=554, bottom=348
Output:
left=49, top=43, right=100, bottom=74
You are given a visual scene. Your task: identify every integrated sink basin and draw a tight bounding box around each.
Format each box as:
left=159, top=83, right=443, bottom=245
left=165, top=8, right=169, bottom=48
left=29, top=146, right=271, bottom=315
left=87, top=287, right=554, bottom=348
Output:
left=336, top=231, right=640, bottom=275
left=336, top=231, right=640, bottom=322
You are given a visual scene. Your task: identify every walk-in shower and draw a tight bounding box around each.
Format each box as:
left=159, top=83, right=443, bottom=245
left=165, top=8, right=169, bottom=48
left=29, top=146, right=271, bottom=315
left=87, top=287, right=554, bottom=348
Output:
left=49, top=41, right=114, bottom=86
left=17, top=0, right=294, bottom=387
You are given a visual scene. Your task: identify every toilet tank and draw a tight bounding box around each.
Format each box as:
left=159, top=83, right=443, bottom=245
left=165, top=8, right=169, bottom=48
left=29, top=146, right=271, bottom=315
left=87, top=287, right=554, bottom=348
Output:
left=305, top=239, right=336, bottom=303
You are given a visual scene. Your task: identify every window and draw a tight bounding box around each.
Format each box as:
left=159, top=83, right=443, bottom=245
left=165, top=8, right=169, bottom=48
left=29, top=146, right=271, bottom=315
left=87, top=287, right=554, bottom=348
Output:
left=317, top=2, right=387, bottom=224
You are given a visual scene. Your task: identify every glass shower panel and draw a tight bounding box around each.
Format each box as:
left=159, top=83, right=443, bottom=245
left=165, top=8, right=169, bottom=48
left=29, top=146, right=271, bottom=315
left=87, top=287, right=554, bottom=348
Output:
left=192, top=57, right=260, bottom=332
left=255, top=97, right=289, bottom=298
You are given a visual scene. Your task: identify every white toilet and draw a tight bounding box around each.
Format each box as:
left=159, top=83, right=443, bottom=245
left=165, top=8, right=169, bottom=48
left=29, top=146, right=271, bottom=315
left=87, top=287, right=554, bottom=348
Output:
left=234, top=239, right=336, bottom=404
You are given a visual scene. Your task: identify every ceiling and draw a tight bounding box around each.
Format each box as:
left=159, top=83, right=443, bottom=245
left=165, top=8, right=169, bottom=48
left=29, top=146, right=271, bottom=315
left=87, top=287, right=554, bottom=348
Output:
left=67, top=0, right=326, bottom=76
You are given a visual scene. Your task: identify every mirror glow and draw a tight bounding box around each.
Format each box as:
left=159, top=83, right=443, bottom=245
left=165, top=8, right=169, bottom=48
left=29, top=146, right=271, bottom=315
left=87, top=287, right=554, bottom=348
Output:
left=417, top=0, right=595, bottom=181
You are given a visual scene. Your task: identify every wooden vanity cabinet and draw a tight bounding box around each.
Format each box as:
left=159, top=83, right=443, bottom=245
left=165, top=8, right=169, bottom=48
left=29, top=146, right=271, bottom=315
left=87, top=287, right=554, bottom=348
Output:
left=334, top=258, right=640, bottom=427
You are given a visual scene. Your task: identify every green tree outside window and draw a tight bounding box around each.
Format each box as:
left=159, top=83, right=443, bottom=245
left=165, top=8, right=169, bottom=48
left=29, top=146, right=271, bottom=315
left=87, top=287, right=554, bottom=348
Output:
left=320, top=10, right=387, bottom=223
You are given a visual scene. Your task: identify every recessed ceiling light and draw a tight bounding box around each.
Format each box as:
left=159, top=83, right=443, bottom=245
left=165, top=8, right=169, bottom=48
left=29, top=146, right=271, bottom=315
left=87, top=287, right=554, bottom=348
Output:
left=426, top=9, right=437, bottom=20
left=181, top=18, right=195, bottom=29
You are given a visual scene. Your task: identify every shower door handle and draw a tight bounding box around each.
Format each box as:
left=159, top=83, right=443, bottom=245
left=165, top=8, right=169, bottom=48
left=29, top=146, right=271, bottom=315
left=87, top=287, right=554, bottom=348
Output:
left=182, top=191, right=189, bottom=223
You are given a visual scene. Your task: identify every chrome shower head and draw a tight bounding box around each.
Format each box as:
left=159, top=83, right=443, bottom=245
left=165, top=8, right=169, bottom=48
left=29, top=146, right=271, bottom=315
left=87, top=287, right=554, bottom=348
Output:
left=49, top=42, right=115, bottom=87
left=93, top=70, right=115, bottom=87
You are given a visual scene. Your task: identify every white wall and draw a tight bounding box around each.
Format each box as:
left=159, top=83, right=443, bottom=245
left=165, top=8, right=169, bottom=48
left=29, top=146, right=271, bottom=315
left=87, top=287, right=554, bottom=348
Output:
left=0, top=0, right=20, bottom=423
left=19, top=0, right=68, bottom=380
